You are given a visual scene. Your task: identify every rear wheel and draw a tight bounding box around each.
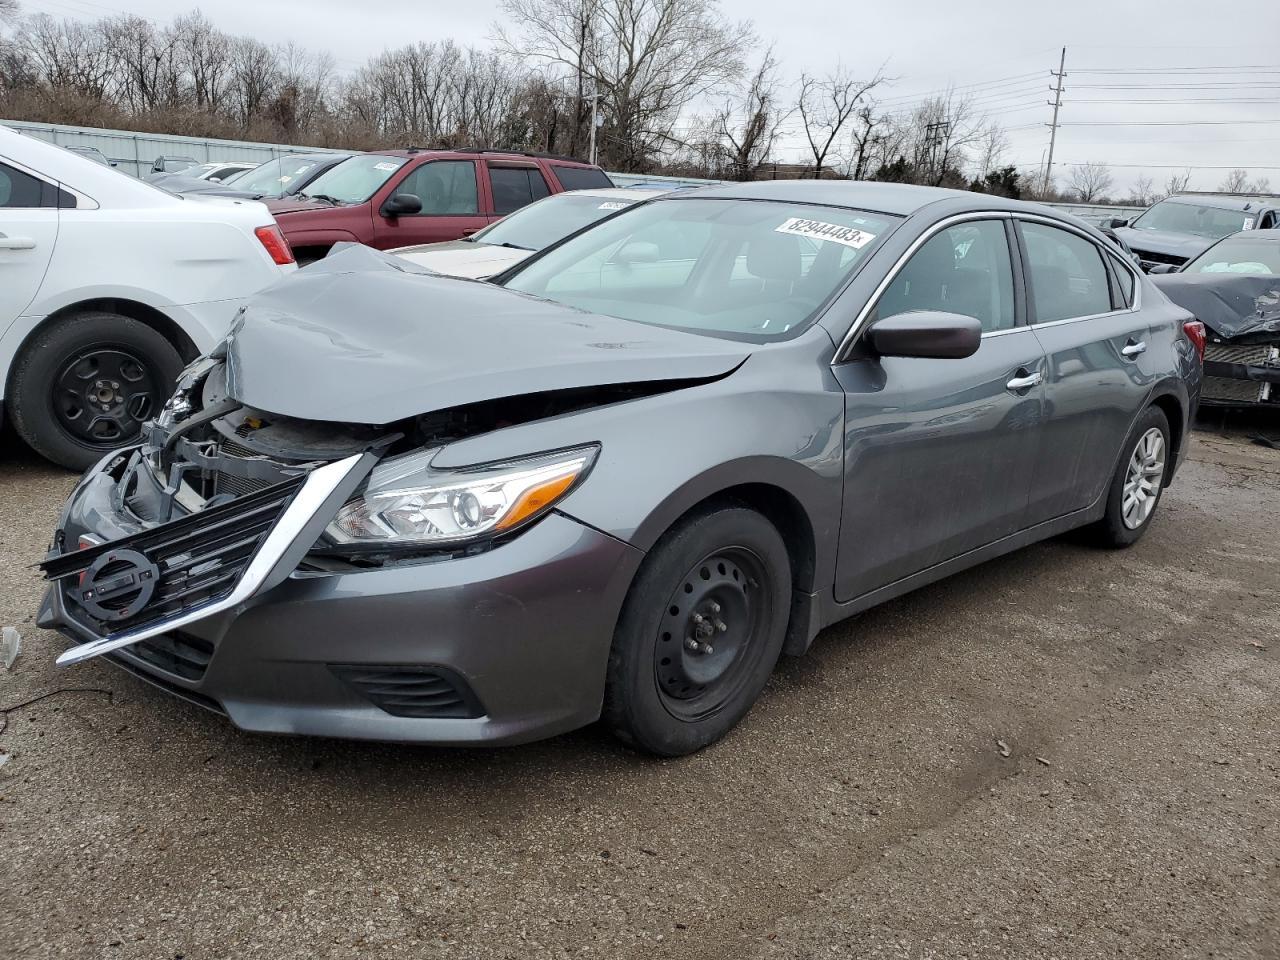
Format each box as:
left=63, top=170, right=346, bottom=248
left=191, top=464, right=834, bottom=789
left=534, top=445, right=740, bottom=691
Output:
left=9, top=311, right=183, bottom=470
left=604, top=505, right=791, bottom=756
left=1088, top=405, right=1171, bottom=548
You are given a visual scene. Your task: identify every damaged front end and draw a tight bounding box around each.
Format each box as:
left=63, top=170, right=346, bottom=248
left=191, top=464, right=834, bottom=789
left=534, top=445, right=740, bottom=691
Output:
left=1152, top=273, right=1280, bottom=406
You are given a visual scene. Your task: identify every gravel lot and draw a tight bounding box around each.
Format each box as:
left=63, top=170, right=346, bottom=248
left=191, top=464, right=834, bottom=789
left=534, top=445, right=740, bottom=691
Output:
left=2, top=417, right=1277, bottom=960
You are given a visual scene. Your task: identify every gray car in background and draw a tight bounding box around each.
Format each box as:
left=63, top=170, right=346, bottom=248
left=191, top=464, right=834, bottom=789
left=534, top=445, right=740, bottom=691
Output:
left=1113, top=192, right=1280, bottom=271
left=38, top=182, right=1203, bottom=756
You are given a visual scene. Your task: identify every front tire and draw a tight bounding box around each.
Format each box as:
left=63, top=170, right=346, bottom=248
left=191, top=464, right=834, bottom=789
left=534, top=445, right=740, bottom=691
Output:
left=604, top=505, right=792, bottom=756
left=1088, top=405, right=1171, bottom=548
left=8, top=311, right=183, bottom=470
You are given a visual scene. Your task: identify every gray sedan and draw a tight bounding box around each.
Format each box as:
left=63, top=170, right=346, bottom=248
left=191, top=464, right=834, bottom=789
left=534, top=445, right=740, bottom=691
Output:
left=38, top=181, right=1203, bottom=756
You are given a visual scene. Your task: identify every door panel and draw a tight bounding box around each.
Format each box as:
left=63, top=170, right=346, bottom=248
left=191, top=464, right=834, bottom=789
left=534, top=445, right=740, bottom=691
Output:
left=833, top=332, right=1047, bottom=602
left=0, top=162, right=58, bottom=327
left=1016, top=219, right=1156, bottom=523
left=369, top=159, right=488, bottom=248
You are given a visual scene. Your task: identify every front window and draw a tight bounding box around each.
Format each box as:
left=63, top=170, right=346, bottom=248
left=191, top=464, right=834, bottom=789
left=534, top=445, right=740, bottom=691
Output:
left=1130, top=200, right=1252, bottom=240
left=1183, top=236, right=1280, bottom=275
left=301, top=155, right=407, bottom=204
left=225, top=156, right=331, bottom=197
left=502, top=198, right=897, bottom=341
left=472, top=193, right=639, bottom=251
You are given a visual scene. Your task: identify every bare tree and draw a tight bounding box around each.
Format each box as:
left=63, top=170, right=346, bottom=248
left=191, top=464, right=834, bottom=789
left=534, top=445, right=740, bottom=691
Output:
left=1127, top=173, right=1156, bottom=206
left=0, top=0, right=19, bottom=24
left=906, top=91, right=981, bottom=187
left=1067, top=161, right=1113, bottom=203
left=1165, top=169, right=1193, bottom=195
left=714, top=49, right=786, bottom=180
left=498, top=0, right=753, bottom=170
left=974, top=121, right=1008, bottom=179
left=797, top=64, right=885, bottom=179
left=1219, top=168, right=1250, bottom=193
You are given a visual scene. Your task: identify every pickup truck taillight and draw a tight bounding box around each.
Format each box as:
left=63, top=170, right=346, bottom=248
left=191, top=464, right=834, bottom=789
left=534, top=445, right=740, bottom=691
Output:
left=255, top=224, right=295, bottom=266
left=1182, top=320, right=1207, bottom=361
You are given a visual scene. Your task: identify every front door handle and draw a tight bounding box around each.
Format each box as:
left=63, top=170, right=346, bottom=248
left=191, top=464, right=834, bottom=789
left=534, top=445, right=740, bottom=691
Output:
left=0, top=234, right=36, bottom=250
left=1121, top=340, right=1147, bottom=358
left=1006, top=370, right=1043, bottom=392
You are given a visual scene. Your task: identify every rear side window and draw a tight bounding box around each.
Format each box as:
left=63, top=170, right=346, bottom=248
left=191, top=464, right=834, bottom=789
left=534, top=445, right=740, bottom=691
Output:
left=1020, top=221, right=1113, bottom=323
left=1108, top=255, right=1136, bottom=309
left=550, top=165, right=613, bottom=191
left=490, top=167, right=551, bottom=215
left=397, top=160, right=479, bottom=215
left=0, top=162, right=46, bottom=208
left=875, top=219, right=1016, bottom=333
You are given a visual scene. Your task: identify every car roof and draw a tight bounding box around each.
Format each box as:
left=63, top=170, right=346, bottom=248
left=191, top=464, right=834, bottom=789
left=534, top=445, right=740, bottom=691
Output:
left=1164, top=193, right=1280, bottom=212
left=553, top=186, right=671, bottom=201
left=1218, top=228, right=1280, bottom=239
left=370, top=148, right=600, bottom=167
left=661, top=179, right=984, bottom=217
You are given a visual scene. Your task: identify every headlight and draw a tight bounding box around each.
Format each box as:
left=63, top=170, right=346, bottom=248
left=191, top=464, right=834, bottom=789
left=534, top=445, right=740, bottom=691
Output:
left=323, top=445, right=597, bottom=549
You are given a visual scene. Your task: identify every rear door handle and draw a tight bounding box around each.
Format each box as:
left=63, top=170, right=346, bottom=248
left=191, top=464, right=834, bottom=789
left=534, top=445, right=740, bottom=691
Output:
left=1121, top=340, right=1147, bottom=358
left=1006, top=371, right=1043, bottom=392
left=0, top=234, right=36, bottom=250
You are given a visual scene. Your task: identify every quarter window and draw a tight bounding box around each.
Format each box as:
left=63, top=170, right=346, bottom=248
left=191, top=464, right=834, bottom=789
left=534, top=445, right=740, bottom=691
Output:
left=1020, top=221, right=1113, bottom=323
left=875, top=219, right=1016, bottom=333
left=0, top=163, right=46, bottom=208
left=550, top=165, right=613, bottom=190
left=490, top=167, right=551, bottom=215
left=395, top=161, right=479, bottom=215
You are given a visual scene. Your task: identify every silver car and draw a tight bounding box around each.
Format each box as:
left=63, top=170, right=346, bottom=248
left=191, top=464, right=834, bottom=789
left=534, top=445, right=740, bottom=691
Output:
left=39, top=181, right=1203, bottom=756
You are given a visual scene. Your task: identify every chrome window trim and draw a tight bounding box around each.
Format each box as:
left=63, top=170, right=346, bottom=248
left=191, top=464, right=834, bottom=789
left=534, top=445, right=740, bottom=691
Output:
left=1012, top=213, right=1143, bottom=322
left=833, top=211, right=1014, bottom=363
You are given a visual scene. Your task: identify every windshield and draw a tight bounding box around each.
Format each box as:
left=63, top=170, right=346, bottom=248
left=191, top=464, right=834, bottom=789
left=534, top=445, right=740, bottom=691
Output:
left=1183, top=236, right=1280, bottom=275
left=229, top=156, right=334, bottom=197
left=1130, top=199, right=1252, bottom=240
left=300, top=154, right=406, bottom=203
left=473, top=193, right=639, bottom=251
left=502, top=198, right=898, bottom=341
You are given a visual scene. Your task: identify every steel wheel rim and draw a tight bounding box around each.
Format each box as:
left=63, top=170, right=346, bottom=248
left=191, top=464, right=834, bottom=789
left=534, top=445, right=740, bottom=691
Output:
left=52, top=346, right=163, bottom=449
left=653, top=546, right=773, bottom=722
left=1121, top=427, right=1166, bottom=530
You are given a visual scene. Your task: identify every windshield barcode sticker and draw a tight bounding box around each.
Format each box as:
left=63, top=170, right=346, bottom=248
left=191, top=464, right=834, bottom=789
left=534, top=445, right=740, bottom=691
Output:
left=598, top=201, right=628, bottom=210
left=775, top=217, right=876, bottom=249
left=374, top=161, right=402, bottom=172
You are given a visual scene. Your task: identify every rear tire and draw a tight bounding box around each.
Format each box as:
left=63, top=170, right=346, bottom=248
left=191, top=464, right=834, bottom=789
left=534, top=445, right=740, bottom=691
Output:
left=1088, top=405, right=1171, bottom=548
left=604, top=505, right=791, bottom=756
left=8, top=311, right=183, bottom=471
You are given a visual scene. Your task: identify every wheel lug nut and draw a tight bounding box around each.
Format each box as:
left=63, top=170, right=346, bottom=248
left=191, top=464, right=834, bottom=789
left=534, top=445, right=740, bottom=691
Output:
left=715, top=621, right=727, bottom=633
left=692, top=613, right=704, bottom=624
left=685, top=638, right=700, bottom=651
left=701, top=643, right=714, bottom=655
left=710, top=602, right=721, bottom=614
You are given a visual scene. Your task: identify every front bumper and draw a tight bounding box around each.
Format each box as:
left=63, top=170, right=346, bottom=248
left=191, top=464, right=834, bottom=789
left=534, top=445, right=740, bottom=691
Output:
left=38, top=454, right=644, bottom=745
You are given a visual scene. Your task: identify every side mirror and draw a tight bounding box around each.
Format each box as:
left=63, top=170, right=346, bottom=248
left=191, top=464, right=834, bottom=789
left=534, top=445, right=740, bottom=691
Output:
left=615, top=241, right=660, bottom=265
left=1108, top=217, right=1129, bottom=229
left=868, top=311, right=982, bottom=360
left=1146, top=263, right=1177, bottom=275
left=381, top=193, right=423, bottom=218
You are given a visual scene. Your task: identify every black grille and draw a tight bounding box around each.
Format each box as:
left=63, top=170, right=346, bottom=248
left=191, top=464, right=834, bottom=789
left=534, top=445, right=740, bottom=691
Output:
left=330, top=664, right=484, bottom=719
left=1135, top=249, right=1187, bottom=268
left=125, top=631, right=215, bottom=681
left=43, top=476, right=303, bottom=635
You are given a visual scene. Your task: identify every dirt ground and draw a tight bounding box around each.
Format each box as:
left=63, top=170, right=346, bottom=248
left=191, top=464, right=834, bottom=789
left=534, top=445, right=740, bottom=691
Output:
left=1, top=416, right=1277, bottom=960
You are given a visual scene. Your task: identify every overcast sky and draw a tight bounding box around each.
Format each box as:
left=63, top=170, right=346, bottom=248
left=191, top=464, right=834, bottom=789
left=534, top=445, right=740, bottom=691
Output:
left=22, top=0, right=1280, bottom=194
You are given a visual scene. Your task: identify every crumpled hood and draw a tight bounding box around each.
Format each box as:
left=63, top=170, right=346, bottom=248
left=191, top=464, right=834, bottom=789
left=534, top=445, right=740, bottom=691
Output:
left=1115, top=227, right=1213, bottom=261
left=390, top=240, right=530, bottom=279
left=224, top=244, right=750, bottom=424
left=1151, top=272, right=1280, bottom=340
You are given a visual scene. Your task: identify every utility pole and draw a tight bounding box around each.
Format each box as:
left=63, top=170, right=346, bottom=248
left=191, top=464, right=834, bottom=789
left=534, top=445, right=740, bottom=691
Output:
left=1044, top=47, right=1067, bottom=195
left=587, top=92, right=601, bottom=166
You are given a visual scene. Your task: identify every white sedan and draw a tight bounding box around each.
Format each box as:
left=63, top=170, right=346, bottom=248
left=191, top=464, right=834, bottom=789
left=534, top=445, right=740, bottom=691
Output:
left=391, top=186, right=670, bottom=279
left=0, top=126, right=295, bottom=468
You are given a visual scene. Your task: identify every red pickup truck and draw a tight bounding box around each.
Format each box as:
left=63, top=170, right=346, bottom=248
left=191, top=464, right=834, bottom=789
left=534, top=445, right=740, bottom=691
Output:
left=266, top=148, right=613, bottom=263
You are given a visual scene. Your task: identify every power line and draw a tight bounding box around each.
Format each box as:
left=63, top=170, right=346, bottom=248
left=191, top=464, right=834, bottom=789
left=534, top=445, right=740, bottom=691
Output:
left=1060, top=120, right=1280, bottom=126
left=1072, top=97, right=1280, bottom=104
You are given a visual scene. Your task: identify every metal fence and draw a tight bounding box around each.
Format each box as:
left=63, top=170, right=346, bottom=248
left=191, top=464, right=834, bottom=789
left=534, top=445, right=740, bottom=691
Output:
left=1, top=119, right=1150, bottom=224
left=1, top=118, right=339, bottom=179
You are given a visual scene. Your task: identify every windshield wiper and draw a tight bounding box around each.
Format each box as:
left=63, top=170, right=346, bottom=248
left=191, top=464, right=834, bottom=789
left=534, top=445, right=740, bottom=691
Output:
left=300, top=193, right=342, bottom=206
left=489, top=241, right=532, bottom=251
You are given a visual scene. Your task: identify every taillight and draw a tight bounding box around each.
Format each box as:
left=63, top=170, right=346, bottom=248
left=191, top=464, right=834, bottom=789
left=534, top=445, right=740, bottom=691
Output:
left=1183, top=320, right=1207, bottom=361
left=254, top=224, right=295, bottom=266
